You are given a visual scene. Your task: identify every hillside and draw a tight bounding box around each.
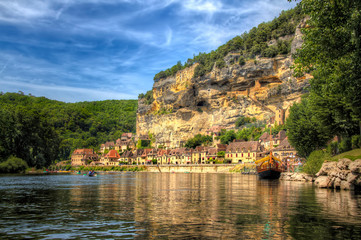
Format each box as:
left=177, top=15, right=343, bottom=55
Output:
left=0, top=92, right=137, bottom=161
left=137, top=6, right=311, bottom=148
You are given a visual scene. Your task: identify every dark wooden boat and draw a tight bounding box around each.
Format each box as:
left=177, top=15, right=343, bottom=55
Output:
left=256, top=153, right=283, bottom=179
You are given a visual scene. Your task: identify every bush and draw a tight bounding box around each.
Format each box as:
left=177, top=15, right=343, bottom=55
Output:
left=238, top=56, right=246, bottom=66
left=339, top=138, right=352, bottom=153
left=327, top=142, right=339, bottom=156
left=351, top=135, right=361, bottom=149
left=303, top=150, right=331, bottom=175
left=0, top=156, right=29, bottom=173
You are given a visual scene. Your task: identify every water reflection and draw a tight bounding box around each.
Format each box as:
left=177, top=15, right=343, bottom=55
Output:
left=0, top=173, right=361, bottom=239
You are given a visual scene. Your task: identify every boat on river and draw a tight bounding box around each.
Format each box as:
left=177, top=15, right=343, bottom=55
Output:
left=255, top=153, right=283, bottom=179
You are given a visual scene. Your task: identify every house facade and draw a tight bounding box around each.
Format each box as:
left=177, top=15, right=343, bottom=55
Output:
left=71, top=149, right=98, bottom=166
left=226, top=140, right=263, bottom=163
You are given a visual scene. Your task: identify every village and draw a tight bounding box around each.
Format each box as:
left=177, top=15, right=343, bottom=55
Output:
left=71, top=126, right=299, bottom=168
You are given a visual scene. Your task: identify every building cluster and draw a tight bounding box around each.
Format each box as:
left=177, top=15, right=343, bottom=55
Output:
left=71, top=129, right=297, bottom=167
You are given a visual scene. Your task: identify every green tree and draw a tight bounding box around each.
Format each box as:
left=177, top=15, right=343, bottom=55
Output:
left=286, top=98, right=331, bottom=158
left=290, top=0, right=361, bottom=139
left=185, top=134, right=212, bottom=149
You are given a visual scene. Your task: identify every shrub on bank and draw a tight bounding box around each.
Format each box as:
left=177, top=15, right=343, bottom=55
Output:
left=0, top=156, right=29, bottom=173
left=303, top=150, right=331, bottom=175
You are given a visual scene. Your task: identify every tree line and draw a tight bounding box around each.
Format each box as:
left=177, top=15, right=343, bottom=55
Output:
left=0, top=92, right=137, bottom=171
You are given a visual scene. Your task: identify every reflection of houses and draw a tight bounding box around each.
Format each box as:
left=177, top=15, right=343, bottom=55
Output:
left=100, top=149, right=120, bottom=166
left=226, top=140, right=263, bottom=163
left=71, top=149, right=98, bottom=166
left=273, top=137, right=297, bottom=161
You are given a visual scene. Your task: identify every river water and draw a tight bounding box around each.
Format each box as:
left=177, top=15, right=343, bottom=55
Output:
left=0, top=172, right=361, bottom=239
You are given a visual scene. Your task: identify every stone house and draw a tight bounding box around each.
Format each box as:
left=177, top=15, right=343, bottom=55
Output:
left=272, top=137, right=297, bottom=161
left=71, top=149, right=98, bottom=166
left=226, top=140, right=263, bottom=163
left=100, top=141, right=115, bottom=153
left=192, top=146, right=207, bottom=164
left=259, top=130, right=287, bottom=150
left=133, top=149, right=144, bottom=165
left=115, top=133, right=135, bottom=151
left=100, top=149, right=120, bottom=166
left=156, top=149, right=169, bottom=164
left=119, top=150, right=133, bottom=164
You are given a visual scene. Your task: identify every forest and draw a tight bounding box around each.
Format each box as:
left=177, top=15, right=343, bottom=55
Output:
left=0, top=92, right=137, bottom=170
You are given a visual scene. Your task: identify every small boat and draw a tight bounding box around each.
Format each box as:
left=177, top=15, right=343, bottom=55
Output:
left=255, top=153, right=283, bottom=179
left=88, top=172, right=97, bottom=177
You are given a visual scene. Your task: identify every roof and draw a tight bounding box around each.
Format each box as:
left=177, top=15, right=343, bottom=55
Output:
left=226, top=141, right=261, bottom=152
left=122, top=133, right=133, bottom=138
left=104, top=141, right=115, bottom=147
left=274, top=137, right=294, bottom=150
left=122, top=150, right=133, bottom=158
left=106, top=150, right=120, bottom=158
left=259, top=132, right=270, bottom=141
left=72, top=149, right=94, bottom=155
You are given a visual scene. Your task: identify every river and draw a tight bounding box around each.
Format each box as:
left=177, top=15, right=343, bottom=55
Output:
left=0, top=172, right=361, bottom=239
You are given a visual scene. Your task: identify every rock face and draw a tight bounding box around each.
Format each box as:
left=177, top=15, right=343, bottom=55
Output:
left=137, top=22, right=310, bottom=148
left=314, top=159, right=361, bottom=190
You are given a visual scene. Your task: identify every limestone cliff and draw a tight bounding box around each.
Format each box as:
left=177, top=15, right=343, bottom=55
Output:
left=137, top=20, right=311, bottom=148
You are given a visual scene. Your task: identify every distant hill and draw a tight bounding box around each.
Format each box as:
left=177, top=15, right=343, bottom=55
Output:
left=0, top=92, right=137, bottom=161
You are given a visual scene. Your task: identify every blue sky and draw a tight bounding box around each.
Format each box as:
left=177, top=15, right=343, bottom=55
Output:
left=0, top=0, right=296, bottom=102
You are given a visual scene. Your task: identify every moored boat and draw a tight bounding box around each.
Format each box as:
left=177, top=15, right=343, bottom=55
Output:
left=255, top=153, right=283, bottom=179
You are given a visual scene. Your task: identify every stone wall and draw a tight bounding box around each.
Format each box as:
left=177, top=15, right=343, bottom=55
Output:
left=145, top=165, right=235, bottom=173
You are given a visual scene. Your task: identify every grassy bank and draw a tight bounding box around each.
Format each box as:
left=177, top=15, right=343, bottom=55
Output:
left=331, top=149, right=361, bottom=161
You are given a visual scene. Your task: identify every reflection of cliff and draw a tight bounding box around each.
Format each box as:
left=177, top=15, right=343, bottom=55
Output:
left=137, top=27, right=311, bottom=148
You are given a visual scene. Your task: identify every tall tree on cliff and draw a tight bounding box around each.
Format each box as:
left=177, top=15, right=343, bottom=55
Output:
left=289, top=0, right=361, bottom=141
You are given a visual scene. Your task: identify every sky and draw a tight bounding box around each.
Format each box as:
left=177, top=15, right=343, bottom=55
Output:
left=0, top=0, right=297, bottom=102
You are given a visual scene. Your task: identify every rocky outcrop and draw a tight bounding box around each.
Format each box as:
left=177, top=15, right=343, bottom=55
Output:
left=314, top=159, right=361, bottom=190
left=137, top=21, right=310, bottom=148
left=280, top=172, right=314, bottom=182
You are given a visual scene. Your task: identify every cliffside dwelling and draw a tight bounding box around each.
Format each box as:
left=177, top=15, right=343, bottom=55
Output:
left=71, top=149, right=98, bottom=166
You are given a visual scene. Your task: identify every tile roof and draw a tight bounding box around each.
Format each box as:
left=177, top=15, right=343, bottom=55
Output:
left=274, top=137, right=294, bottom=150
left=226, top=141, right=261, bottom=152
left=72, top=149, right=94, bottom=155
left=106, top=150, right=120, bottom=158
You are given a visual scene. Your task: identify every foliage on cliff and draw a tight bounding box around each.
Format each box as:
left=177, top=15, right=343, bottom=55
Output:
left=0, top=92, right=137, bottom=165
left=138, top=90, right=154, bottom=105
left=185, top=134, right=212, bottom=149
left=153, top=5, right=303, bottom=81
left=287, top=0, right=361, bottom=158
